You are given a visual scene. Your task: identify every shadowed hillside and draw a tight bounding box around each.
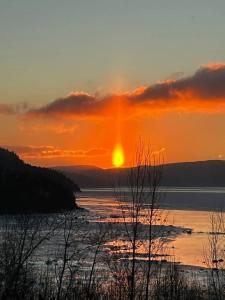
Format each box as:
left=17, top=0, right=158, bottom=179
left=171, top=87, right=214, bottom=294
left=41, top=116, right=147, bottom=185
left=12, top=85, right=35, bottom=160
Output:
left=0, top=148, right=80, bottom=213
left=54, top=160, right=225, bottom=188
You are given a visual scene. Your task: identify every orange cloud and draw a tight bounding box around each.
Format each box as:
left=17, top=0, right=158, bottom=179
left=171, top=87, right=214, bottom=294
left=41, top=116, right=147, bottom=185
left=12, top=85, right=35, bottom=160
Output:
left=1, top=63, right=225, bottom=120
left=24, top=63, right=225, bottom=120
left=3, top=145, right=109, bottom=159
left=19, top=123, right=77, bottom=134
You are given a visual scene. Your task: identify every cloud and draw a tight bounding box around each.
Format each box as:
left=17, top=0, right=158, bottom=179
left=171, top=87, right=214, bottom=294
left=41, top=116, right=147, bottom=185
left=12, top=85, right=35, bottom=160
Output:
left=3, top=145, right=109, bottom=159
left=0, top=104, right=15, bottom=115
left=19, top=123, right=77, bottom=134
left=0, top=102, right=29, bottom=115
left=130, top=64, right=225, bottom=102
left=26, top=92, right=109, bottom=119
left=12, top=63, right=225, bottom=120
left=165, top=71, right=184, bottom=81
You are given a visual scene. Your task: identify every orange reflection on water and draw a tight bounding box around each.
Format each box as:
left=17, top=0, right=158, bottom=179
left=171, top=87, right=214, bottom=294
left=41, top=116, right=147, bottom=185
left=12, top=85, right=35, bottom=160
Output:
left=77, top=196, right=219, bottom=267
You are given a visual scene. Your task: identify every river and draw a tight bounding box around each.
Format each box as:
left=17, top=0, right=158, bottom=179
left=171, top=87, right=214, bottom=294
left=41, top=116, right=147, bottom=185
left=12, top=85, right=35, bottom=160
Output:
left=77, top=187, right=225, bottom=268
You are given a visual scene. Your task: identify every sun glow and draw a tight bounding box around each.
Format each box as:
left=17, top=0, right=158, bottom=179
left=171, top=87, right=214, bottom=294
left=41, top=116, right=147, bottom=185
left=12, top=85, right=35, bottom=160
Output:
left=112, top=144, right=124, bottom=167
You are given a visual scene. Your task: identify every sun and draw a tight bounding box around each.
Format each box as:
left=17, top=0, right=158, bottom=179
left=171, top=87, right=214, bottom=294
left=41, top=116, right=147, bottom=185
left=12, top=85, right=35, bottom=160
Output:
left=112, top=144, right=124, bottom=167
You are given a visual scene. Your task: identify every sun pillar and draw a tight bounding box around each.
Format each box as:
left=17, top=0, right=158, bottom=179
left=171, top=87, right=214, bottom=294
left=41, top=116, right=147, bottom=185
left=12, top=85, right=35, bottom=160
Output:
left=112, top=96, right=125, bottom=167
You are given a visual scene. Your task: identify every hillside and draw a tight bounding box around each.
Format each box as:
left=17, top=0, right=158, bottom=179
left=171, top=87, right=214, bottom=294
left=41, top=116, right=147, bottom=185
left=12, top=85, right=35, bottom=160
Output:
left=54, top=160, right=225, bottom=188
left=0, top=148, right=80, bottom=213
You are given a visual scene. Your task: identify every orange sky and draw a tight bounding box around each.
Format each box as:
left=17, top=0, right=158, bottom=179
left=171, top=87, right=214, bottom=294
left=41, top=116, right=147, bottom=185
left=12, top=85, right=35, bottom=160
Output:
left=1, top=64, right=225, bottom=168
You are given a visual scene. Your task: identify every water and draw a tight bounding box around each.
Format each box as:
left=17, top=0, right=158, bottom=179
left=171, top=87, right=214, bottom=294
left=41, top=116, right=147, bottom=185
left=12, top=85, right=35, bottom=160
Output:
left=77, top=187, right=225, bottom=268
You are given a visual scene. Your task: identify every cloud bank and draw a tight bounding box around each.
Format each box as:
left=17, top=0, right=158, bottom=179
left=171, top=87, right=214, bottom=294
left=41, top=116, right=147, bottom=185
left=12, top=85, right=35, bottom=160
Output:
left=3, top=145, right=109, bottom=159
left=2, top=64, right=225, bottom=119
left=26, top=64, right=225, bottom=119
left=131, top=64, right=225, bottom=102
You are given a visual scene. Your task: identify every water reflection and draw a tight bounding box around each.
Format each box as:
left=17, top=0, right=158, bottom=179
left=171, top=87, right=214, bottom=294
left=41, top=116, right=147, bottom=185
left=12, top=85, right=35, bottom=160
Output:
left=77, top=189, right=223, bottom=267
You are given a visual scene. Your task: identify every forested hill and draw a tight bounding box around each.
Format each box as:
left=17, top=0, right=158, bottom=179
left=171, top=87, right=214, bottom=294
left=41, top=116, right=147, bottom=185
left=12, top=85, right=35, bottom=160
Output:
left=0, top=148, right=80, bottom=213
left=54, top=160, right=225, bottom=188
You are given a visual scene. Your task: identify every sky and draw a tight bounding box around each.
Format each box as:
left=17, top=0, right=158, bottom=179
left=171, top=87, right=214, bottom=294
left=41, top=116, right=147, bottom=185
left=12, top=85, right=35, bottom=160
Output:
left=1, top=0, right=225, bottom=168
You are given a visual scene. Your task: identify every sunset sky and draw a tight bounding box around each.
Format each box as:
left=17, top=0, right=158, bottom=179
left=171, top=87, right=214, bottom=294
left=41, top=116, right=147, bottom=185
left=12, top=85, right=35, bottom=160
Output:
left=1, top=1, right=225, bottom=168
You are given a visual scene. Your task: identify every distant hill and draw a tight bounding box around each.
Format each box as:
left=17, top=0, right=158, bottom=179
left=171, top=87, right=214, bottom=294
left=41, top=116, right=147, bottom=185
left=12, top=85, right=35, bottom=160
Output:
left=0, top=148, right=80, bottom=213
left=54, top=160, right=225, bottom=188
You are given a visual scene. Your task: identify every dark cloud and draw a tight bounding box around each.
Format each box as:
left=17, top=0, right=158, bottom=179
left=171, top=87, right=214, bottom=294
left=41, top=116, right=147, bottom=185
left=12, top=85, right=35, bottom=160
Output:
left=26, top=92, right=109, bottom=119
left=11, top=63, right=225, bottom=119
left=131, top=64, right=225, bottom=102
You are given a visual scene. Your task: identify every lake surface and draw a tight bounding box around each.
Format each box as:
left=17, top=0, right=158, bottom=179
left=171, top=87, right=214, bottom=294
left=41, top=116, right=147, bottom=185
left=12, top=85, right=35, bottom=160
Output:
left=77, top=187, right=225, bottom=268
